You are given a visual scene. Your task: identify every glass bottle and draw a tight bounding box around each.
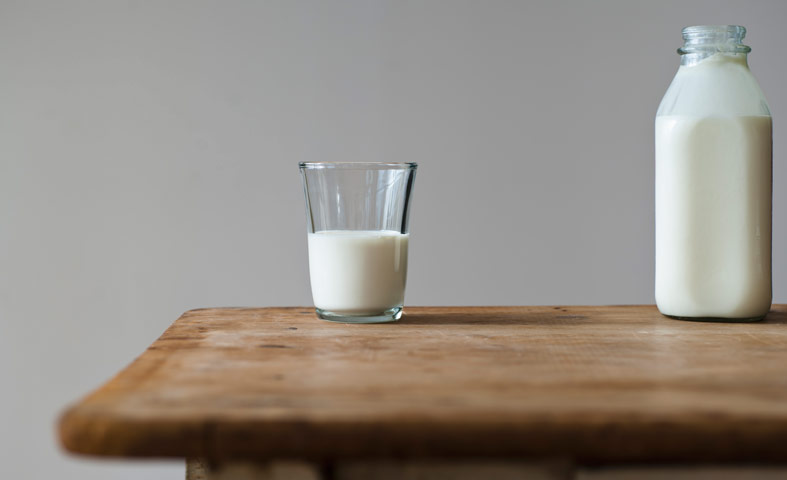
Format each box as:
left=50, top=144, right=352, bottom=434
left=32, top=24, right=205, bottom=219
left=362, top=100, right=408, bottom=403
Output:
left=655, top=25, right=772, bottom=321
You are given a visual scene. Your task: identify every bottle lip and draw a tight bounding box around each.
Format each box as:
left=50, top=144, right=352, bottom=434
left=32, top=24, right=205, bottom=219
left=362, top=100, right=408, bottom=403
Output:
left=678, top=25, right=751, bottom=55
left=682, top=25, right=746, bottom=38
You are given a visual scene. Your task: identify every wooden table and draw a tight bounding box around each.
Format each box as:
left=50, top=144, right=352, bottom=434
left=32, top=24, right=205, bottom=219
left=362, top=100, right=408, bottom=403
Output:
left=59, top=306, right=787, bottom=479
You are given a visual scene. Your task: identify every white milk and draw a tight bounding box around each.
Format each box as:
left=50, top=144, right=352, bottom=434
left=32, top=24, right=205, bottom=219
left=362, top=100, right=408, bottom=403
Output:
left=656, top=50, right=772, bottom=319
left=308, top=230, right=408, bottom=315
left=655, top=115, right=771, bottom=318
left=656, top=53, right=769, bottom=118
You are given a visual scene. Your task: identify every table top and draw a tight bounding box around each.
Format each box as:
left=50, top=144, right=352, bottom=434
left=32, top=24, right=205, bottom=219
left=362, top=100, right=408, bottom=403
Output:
left=59, top=306, right=787, bottom=464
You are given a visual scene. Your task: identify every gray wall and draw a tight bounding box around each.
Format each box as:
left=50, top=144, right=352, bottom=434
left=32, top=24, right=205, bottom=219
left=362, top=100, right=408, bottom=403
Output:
left=2, top=1, right=786, bottom=478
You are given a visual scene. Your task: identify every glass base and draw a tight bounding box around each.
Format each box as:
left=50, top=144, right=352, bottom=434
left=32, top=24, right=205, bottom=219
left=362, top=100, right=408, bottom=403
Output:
left=663, top=313, right=766, bottom=323
left=315, top=306, right=402, bottom=324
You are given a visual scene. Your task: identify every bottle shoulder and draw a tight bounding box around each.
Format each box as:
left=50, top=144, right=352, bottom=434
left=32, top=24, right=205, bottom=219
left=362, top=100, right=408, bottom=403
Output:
left=657, top=55, right=770, bottom=117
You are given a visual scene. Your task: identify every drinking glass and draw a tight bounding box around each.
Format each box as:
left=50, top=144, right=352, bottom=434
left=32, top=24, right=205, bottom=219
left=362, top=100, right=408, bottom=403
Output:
left=300, top=162, right=417, bottom=323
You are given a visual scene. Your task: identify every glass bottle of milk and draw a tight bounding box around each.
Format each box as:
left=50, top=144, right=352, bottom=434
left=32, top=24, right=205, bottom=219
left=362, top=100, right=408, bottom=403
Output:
left=656, top=25, right=772, bottom=322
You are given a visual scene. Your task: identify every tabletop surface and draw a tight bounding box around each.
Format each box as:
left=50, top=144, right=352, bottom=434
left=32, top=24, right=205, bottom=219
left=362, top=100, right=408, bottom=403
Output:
left=59, top=305, right=787, bottom=464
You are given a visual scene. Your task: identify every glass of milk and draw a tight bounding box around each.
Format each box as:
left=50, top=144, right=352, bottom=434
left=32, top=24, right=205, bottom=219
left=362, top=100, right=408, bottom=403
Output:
left=299, top=162, right=417, bottom=323
left=655, top=25, right=772, bottom=321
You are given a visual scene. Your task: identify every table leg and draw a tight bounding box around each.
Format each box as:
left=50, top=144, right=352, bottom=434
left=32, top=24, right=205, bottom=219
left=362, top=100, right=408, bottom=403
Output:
left=186, top=459, right=323, bottom=480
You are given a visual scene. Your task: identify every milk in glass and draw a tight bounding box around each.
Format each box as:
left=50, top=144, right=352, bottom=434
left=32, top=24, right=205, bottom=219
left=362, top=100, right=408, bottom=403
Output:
left=308, top=230, right=408, bottom=315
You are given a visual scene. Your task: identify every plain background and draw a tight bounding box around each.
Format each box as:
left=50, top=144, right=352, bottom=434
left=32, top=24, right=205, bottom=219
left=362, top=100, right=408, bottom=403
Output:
left=2, top=1, right=786, bottom=478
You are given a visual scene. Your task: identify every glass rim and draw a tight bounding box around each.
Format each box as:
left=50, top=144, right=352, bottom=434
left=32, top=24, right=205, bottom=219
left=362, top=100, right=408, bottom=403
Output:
left=299, top=162, right=417, bottom=170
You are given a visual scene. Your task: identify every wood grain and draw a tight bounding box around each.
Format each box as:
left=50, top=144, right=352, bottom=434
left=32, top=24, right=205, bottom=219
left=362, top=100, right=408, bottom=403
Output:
left=58, top=306, right=787, bottom=464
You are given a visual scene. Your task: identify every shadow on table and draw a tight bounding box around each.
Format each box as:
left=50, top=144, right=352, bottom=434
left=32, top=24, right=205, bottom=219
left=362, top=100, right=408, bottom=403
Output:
left=397, top=306, right=787, bottom=326
left=398, top=308, right=593, bottom=326
left=660, top=308, right=787, bottom=325
left=763, top=308, right=787, bottom=324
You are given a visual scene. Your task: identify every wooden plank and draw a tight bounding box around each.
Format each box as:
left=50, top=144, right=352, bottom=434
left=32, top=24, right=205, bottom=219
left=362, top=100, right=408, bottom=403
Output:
left=186, top=459, right=787, bottom=480
left=58, top=306, right=787, bottom=463
left=186, top=459, right=572, bottom=480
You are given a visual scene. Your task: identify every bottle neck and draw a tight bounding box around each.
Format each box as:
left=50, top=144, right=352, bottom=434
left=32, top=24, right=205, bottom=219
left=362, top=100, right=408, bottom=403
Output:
left=678, top=25, right=751, bottom=66
left=680, top=52, right=749, bottom=67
